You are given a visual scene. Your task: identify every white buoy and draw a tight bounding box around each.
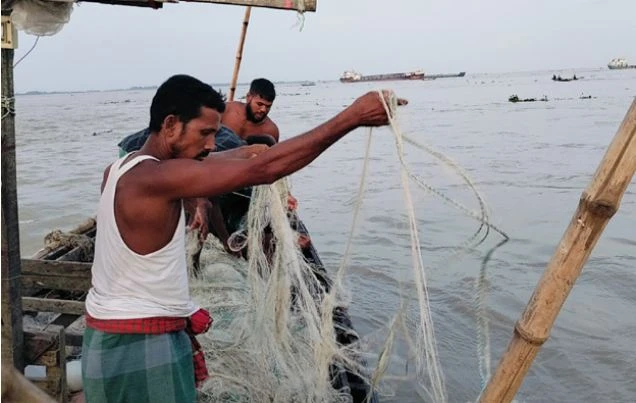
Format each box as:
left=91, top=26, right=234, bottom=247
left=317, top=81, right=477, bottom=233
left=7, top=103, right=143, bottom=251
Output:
left=24, top=365, right=47, bottom=380
left=66, top=360, right=83, bottom=392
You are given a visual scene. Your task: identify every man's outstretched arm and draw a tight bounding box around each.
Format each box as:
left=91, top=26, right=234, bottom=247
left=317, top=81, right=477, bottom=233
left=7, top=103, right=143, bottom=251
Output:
left=136, top=91, right=402, bottom=200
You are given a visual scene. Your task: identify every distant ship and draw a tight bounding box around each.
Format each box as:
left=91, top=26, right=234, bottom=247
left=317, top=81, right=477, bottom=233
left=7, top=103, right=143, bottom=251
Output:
left=339, top=69, right=465, bottom=83
left=608, top=58, right=636, bottom=70
left=300, top=81, right=316, bottom=87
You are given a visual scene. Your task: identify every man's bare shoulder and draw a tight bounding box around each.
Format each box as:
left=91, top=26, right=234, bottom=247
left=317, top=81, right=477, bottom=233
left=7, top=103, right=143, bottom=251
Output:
left=260, top=118, right=280, bottom=141
left=224, top=102, right=245, bottom=113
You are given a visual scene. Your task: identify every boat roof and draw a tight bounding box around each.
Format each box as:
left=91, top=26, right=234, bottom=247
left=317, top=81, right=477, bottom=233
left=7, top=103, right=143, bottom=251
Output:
left=2, top=0, right=316, bottom=11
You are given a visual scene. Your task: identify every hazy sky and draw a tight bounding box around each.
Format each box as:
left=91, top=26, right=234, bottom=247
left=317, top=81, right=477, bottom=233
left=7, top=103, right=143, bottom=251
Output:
left=11, top=0, right=636, bottom=92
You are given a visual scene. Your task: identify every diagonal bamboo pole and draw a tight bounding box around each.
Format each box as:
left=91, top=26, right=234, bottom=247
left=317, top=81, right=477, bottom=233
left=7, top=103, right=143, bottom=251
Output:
left=479, top=99, right=636, bottom=403
left=228, top=6, right=252, bottom=102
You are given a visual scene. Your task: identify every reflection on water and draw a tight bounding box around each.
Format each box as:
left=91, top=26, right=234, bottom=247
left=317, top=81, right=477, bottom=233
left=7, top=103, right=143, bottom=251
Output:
left=15, top=69, right=636, bottom=401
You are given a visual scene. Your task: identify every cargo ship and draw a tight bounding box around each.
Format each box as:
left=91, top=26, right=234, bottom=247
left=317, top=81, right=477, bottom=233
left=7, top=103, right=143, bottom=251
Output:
left=340, top=69, right=465, bottom=83
left=607, top=58, right=636, bottom=70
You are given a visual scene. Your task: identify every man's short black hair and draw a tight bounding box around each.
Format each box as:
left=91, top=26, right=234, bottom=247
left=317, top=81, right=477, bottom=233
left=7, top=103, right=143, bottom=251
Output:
left=248, top=78, right=276, bottom=102
left=149, top=74, right=226, bottom=133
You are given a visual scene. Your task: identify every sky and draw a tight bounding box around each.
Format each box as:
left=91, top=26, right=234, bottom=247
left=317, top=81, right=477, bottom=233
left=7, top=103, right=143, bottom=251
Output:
left=10, top=0, right=636, bottom=92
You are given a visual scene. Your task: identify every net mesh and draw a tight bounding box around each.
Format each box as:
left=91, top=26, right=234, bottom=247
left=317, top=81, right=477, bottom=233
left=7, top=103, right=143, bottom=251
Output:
left=186, top=92, right=509, bottom=402
left=189, top=179, right=366, bottom=402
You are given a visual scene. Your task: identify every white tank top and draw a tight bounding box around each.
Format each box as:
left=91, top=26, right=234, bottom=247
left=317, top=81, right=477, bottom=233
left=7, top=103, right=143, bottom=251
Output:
left=85, top=154, right=198, bottom=319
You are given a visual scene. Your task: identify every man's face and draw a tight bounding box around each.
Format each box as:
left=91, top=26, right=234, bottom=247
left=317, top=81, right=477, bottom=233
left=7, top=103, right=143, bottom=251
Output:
left=245, top=94, right=273, bottom=123
left=171, top=106, right=221, bottom=160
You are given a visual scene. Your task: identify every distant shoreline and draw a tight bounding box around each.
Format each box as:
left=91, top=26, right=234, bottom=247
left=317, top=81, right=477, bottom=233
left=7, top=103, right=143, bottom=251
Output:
left=16, top=86, right=159, bottom=96
left=15, top=80, right=331, bottom=96
left=16, top=66, right=624, bottom=96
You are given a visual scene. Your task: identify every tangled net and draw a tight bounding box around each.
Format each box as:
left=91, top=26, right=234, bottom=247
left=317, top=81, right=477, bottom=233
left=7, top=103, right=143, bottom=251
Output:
left=187, top=92, right=510, bottom=402
left=189, top=179, right=366, bottom=402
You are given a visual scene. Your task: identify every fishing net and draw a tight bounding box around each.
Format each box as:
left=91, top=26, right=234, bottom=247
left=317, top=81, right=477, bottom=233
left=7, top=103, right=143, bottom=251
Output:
left=189, top=178, right=366, bottom=402
left=11, top=0, right=73, bottom=37
left=185, top=92, right=509, bottom=402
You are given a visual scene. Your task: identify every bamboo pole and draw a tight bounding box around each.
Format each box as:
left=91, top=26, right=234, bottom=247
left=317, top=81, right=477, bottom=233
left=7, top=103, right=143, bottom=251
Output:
left=228, top=6, right=252, bottom=102
left=1, top=9, right=25, bottom=371
left=479, top=99, right=636, bottom=403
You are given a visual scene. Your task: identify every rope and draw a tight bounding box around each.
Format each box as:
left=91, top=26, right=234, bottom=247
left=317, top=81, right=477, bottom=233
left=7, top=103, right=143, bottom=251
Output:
left=292, top=0, right=307, bottom=31
left=395, top=132, right=511, bottom=388
left=335, top=129, right=373, bottom=286
left=14, top=36, right=41, bottom=68
left=351, top=90, right=510, bottom=398
left=378, top=91, right=447, bottom=402
left=2, top=96, right=16, bottom=120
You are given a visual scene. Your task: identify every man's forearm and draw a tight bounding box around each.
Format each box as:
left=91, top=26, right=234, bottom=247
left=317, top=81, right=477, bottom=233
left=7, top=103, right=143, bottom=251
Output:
left=249, top=106, right=360, bottom=185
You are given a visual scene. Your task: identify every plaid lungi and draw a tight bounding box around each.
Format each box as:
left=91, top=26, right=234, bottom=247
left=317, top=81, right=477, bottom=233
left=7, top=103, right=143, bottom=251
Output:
left=82, top=325, right=196, bottom=403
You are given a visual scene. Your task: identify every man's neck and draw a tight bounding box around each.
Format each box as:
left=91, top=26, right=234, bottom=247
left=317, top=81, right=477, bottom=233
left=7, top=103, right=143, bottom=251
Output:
left=138, top=132, right=173, bottom=160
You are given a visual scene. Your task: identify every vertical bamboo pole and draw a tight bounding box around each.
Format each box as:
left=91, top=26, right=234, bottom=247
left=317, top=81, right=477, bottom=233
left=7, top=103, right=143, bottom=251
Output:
left=228, top=6, right=252, bottom=102
left=1, top=9, right=25, bottom=371
left=479, top=99, right=636, bottom=402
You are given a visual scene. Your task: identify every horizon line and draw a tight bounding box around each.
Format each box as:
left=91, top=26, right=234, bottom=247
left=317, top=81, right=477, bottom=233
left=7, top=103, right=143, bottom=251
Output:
left=16, top=65, right=617, bottom=95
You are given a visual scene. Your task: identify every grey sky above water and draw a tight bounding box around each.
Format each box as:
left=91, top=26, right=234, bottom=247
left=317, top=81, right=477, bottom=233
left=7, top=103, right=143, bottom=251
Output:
left=12, top=0, right=636, bottom=92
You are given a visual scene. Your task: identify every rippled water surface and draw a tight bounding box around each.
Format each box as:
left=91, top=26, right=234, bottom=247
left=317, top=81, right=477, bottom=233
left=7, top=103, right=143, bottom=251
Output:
left=15, top=69, right=636, bottom=402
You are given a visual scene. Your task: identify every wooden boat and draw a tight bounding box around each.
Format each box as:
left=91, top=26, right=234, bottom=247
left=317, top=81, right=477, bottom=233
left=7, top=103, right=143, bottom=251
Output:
left=552, top=74, right=579, bottom=82
left=508, top=94, right=548, bottom=103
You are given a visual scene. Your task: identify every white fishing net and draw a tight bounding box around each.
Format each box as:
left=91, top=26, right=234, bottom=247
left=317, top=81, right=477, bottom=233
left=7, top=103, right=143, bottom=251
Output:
left=11, top=0, right=73, bottom=37
left=183, top=92, right=509, bottom=403
left=188, top=179, right=368, bottom=402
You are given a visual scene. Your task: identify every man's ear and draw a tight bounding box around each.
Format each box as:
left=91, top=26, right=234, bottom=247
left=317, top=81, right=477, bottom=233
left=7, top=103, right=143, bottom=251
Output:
left=162, top=115, right=179, bottom=138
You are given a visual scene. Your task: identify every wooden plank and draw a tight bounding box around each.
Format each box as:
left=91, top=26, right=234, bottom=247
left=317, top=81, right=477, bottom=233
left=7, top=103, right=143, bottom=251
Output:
left=175, top=0, right=316, bottom=11
left=21, top=259, right=92, bottom=292
left=92, top=0, right=318, bottom=11
left=1, top=9, right=24, bottom=372
left=74, top=0, right=316, bottom=11
left=68, top=218, right=96, bottom=236
left=22, top=275, right=91, bottom=292
left=21, top=259, right=92, bottom=276
left=51, top=326, right=68, bottom=403
left=35, top=350, right=59, bottom=367
left=24, top=326, right=67, bottom=402
left=22, top=297, right=86, bottom=315
left=51, top=314, right=82, bottom=329
left=56, top=247, right=87, bottom=262
left=23, top=330, right=57, bottom=364
left=65, top=331, right=84, bottom=348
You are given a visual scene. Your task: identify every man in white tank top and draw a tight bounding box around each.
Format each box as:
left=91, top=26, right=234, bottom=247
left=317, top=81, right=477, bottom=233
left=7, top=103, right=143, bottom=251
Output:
left=82, top=74, right=406, bottom=403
